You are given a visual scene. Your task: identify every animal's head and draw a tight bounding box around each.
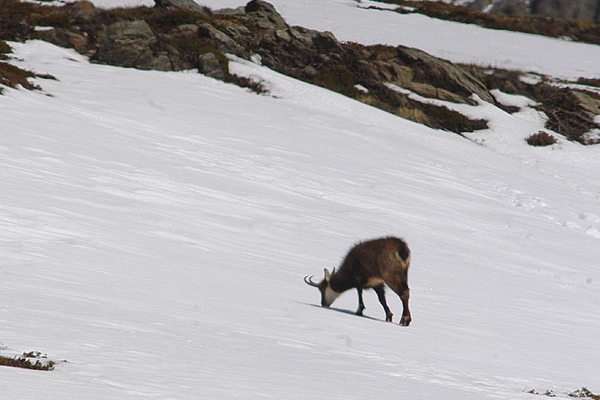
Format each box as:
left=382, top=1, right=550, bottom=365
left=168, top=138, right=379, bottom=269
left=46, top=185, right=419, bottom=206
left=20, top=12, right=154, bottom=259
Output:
left=304, top=268, right=341, bottom=307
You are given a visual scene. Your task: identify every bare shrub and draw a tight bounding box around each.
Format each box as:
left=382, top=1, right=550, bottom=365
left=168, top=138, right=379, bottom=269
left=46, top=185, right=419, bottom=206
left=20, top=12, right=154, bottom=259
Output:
left=526, top=131, right=557, bottom=146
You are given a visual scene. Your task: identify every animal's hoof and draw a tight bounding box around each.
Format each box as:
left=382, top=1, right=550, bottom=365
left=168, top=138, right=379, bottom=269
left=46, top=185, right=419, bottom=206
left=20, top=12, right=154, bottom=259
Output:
left=400, top=316, right=411, bottom=326
left=386, top=314, right=393, bottom=322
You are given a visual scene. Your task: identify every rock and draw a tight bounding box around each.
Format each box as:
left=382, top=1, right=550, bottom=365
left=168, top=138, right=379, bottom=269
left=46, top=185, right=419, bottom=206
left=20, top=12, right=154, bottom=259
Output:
left=372, top=61, right=412, bottom=84
left=531, top=0, right=599, bottom=21
left=222, top=25, right=252, bottom=42
left=573, top=91, right=600, bottom=118
left=215, top=6, right=246, bottom=17
left=197, top=22, right=245, bottom=56
left=92, top=20, right=172, bottom=70
left=149, top=52, right=174, bottom=71
left=312, top=31, right=339, bottom=50
left=154, top=0, right=207, bottom=13
left=244, top=0, right=288, bottom=29
left=68, top=1, right=101, bottom=26
left=487, top=0, right=529, bottom=16
left=405, top=82, right=469, bottom=103
left=163, top=24, right=198, bottom=46
left=274, top=29, right=291, bottom=42
left=71, top=0, right=95, bottom=12
left=288, top=26, right=315, bottom=47
left=169, top=24, right=198, bottom=37
left=285, top=26, right=339, bottom=49
left=395, top=45, right=494, bottom=104
left=198, top=53, right=225, bottom=79
left=38, top=28, right=89, bottom=52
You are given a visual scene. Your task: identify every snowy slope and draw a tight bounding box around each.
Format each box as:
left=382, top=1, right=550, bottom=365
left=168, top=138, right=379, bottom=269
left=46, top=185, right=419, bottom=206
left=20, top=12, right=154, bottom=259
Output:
left=1, top=1, right=600, bottom=399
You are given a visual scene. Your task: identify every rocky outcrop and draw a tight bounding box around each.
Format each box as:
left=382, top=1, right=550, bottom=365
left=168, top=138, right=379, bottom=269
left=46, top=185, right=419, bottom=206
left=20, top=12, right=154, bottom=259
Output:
left=244, top=0, right=288, bottom=29
left=20, top=0, right=496, bottom=108
left=91, top=20, right=173, bottom=70
left=239, top=4, right=491, bottom=105
left=89, top=0, right=493, bottom=130
left=395, top=46, right=494, bottom=104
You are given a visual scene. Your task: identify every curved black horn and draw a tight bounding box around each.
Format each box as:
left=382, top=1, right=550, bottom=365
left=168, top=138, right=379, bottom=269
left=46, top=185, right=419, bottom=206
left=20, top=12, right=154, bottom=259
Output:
left=304, top=275, right=320, bottom=287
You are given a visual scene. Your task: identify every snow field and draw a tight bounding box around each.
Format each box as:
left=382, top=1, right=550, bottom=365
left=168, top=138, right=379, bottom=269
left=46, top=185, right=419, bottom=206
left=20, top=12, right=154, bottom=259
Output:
left=1, top=0, right=600, bottom=397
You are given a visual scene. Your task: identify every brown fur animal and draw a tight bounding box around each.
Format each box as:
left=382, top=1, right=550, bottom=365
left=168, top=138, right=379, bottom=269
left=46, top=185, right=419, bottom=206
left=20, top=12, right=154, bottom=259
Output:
left=304, top=237, right=412, bottom=326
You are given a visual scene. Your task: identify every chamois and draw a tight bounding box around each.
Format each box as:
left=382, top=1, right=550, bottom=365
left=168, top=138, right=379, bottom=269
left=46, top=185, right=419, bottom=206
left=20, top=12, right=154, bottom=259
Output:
left=304, top=237, right=411, bottom=326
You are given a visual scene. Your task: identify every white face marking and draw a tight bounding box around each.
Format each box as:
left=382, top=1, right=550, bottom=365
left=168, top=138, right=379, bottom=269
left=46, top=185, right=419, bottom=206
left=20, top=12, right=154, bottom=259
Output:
left=323, top=285, right=342, bottom=307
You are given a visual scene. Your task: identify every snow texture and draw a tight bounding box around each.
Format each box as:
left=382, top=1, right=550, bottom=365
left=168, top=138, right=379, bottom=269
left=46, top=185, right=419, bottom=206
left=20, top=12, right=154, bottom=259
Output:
left=1, top=1, right=600, bottom=399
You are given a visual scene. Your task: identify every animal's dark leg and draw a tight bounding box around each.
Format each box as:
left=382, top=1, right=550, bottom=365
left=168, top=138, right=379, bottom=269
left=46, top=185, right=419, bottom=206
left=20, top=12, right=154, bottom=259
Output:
left=388, top=278, right=411, bottom=326
left=373, top=285, right=393, bottom=322
left=356, top=288, right=365, bottom=316
left=398, top=289, right=411, bottom=326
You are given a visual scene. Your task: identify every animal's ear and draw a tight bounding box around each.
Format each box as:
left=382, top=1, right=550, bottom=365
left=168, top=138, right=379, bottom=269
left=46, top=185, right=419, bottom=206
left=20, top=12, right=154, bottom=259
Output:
left=324, top=268, right=331, bottom=282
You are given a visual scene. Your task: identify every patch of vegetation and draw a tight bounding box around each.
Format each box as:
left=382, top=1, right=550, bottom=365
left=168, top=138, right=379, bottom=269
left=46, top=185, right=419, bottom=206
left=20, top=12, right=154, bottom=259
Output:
left=385, top=0, right=600, bottom=46
left=0, top=39, right=11, bottom=60
left=576, top=78, right=600, bottom=89
left=0, top=41, right=56, bottom=94
left=213, top=13, right=258, bottom=32
left=181, top=37, right=229, bottom=76
left=106, top=6, right=211, bottom=33
left=0, top=0, right=35, bottom=40
left=529, top=83, right=596, bottom=143
left=313, top=65, right=359, bottom=98
left=395, top=105, right=430, bottom=125
left=421, top=102, right=488, bottom=133
left=528, top=388, right=600, bottom=399
left=0, top=352, right=55, bottom=371
left=0, top=61, right=39, bottom=90
left=105, top=6, right=162, bottom=22
left=225, top=74, right=268, bottom=95
left=528, top=388, right=557, bottom=397
left=148, top=9, right=209, bottom=33
left=526, top=130, right=557, bottom=146
left=569, top=388, right=600, bottom=399
left=32, top=9, right=70, bottom=29
left=467, top=66, right=600, bottom=144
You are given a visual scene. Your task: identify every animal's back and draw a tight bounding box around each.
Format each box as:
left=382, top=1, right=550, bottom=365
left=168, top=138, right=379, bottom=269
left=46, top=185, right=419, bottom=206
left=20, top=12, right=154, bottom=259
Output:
left=347, top=237, right=410, bottom=271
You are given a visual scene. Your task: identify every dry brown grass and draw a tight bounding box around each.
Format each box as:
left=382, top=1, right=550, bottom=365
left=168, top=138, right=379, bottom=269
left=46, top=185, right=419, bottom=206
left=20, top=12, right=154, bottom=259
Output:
left=0, top=61, right=38, bottom=90
left=395, top=106, right=430, bottom=125
left=526, top=131, right=557, bottom=146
